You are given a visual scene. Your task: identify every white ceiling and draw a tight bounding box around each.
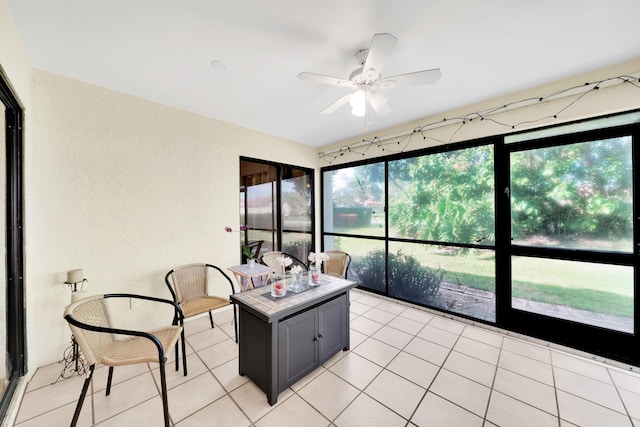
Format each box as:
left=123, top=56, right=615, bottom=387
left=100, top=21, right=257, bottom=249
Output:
left=7, top=0, right=640, bottom=147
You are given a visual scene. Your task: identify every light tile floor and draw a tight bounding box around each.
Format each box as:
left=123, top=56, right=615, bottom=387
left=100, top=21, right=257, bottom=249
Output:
left=14, top=289, right=640, bottom=426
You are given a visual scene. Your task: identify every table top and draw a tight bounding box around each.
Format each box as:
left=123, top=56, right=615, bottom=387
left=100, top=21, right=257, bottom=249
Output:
left=230, top=274, right=356, bottom=322
left=228, top=263, right=272, bottom=277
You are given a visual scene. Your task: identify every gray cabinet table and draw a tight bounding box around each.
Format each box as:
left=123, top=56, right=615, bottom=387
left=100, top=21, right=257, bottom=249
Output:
left=230, top=275, right=356, bottom=405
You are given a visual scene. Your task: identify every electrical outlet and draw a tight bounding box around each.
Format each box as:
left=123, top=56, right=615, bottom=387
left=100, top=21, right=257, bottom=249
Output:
left=130, top=298, right=140, bottom=309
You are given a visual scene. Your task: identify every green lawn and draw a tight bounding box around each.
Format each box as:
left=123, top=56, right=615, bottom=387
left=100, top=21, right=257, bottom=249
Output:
left=333, top=234, right=634, bottom=319
left=512, top=280, right=633, bottom=317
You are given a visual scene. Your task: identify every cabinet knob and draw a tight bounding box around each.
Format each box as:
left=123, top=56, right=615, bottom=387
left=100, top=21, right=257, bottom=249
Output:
left=318, top=334, right=324, bottom=339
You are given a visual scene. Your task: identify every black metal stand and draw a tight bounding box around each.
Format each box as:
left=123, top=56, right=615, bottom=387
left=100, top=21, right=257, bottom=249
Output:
left=52, top=279, right=88, bottom=384
left=52, top=335, right=87, bottom=384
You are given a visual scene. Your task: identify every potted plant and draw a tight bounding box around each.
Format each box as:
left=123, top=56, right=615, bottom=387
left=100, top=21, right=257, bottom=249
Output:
left=243, top=244, right=256, bottom=268
left=225, top=225, right=255, bottom=268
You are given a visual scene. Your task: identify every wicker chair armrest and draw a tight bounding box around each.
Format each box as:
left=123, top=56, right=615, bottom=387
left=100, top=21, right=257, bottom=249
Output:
left=64, top=313, right=169, bottom=361
left=104, top=293, right=185, bottom=324
left=163, top=271, right=179, bottom=302
left=205, top=264, right=237, bottom=295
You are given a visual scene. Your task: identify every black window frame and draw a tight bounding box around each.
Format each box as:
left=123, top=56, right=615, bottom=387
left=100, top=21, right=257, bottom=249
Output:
left=240, top=156, right=315, bottom=262
left=321, top=109, right=640, bottom=366
left=322, top=137, right=498, bottom=302
left=0, top=67, right=26, bottom=421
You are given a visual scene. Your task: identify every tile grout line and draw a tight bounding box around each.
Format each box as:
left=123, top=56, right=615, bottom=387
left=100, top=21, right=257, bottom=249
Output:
left=606, top=367, right=636, bottom=425
left=186, top=321, right=258, bottom=426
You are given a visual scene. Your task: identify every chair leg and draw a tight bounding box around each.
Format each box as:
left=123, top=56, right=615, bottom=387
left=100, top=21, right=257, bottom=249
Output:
left=208, top=311, right=214, bottom=328
left=174, top=340, right=179, bottom=372
left=106, top=366, right=114, bottom=396
left=71, top=364, right=95, bottom=427
left=159, top=362, right=170, bottom=427
left=181, top=329, right=187, bottom=376
left=173, top=313, right=179, bottom=372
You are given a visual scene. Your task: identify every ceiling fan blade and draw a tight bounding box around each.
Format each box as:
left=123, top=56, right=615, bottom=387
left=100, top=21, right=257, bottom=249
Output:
left=381, top=68, right=442, bottom=89
left=362, top=33, right=398, bottom=82
left=320, top=93, right=353, bottom=115
left=298, top=72, right=356, bottom=88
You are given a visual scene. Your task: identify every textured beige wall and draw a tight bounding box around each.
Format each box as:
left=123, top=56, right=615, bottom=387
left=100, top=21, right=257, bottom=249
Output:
left=0, top=0, right=30, bottom=103
left=28, top=70, right=319, bottom=365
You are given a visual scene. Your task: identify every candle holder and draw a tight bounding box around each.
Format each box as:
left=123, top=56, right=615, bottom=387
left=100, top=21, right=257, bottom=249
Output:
left=65, top=268, right=86, bottom=293
left=270, top=274, right=288, bottom=297
left=309, top=265, right=322, bottom=286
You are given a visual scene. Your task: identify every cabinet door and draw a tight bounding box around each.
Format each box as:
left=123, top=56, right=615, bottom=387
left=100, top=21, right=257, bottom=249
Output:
left=318, top=295, right=348, bottom=363
left=278, top=308, right=319, bottom=389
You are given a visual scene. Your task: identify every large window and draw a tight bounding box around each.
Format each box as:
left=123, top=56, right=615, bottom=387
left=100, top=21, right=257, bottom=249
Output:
left=322, top=110, right=640, bottom=366
left=388, top=146, right=495, bottom=245
left=323, top=144, right=496, bottom=321
left=510, top=137, right=632, bottom=252
left=323, top=163, right=385, bottom=237
left=323, top=162, right=385, bottom=292
left=281, top=167, right=313, bottom=260
left=240, top=158, right=313, bottom=263
left=387, top=145, right=496, bottom=321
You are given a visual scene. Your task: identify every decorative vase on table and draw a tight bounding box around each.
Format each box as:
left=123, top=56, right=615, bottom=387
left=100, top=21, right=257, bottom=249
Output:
left=287, top=265, right=304, bottom=292
left=271, top=274, right=288, bottom=297
left=307, top=252, right=329, bottom=286
left=309, top=264, right=322, bottom=286
left=247, top=258, right=256, bottom=269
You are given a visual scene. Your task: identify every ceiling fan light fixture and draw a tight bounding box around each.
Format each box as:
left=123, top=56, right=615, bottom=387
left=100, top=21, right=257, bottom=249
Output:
left=350, top=89, right=366, bottom=117
left=369, top=91, right=390, bottom=115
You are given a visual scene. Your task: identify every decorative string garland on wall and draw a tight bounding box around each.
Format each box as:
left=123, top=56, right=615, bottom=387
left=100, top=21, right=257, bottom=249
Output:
left=318, top=73, right=640, bottom=164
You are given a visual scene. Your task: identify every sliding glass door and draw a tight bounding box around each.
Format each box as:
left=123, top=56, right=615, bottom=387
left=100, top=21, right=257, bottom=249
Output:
left=497, top=115, right=639, bottom=363
left=508, top=137, right=633, bottom=333
left=0, top=70, right=26, bottom=419
left=280, top=165, right=313, bottom=262
left=240, top=158, right=313, bottom=263
left=0, top=94, right=6, bottom=406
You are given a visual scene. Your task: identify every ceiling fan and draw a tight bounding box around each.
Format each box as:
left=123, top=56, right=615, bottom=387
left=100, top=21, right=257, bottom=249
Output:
left=298, top=33, right=441, bottom=118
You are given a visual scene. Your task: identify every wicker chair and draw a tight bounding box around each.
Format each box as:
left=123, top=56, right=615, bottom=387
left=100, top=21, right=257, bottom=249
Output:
left=164, top=263, right=237, bottom=343
left=260, top=251, right=308, bottom=275
left=64, top=293, right=186, bottom=427
left=323, top=250, right=351, bottom=278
